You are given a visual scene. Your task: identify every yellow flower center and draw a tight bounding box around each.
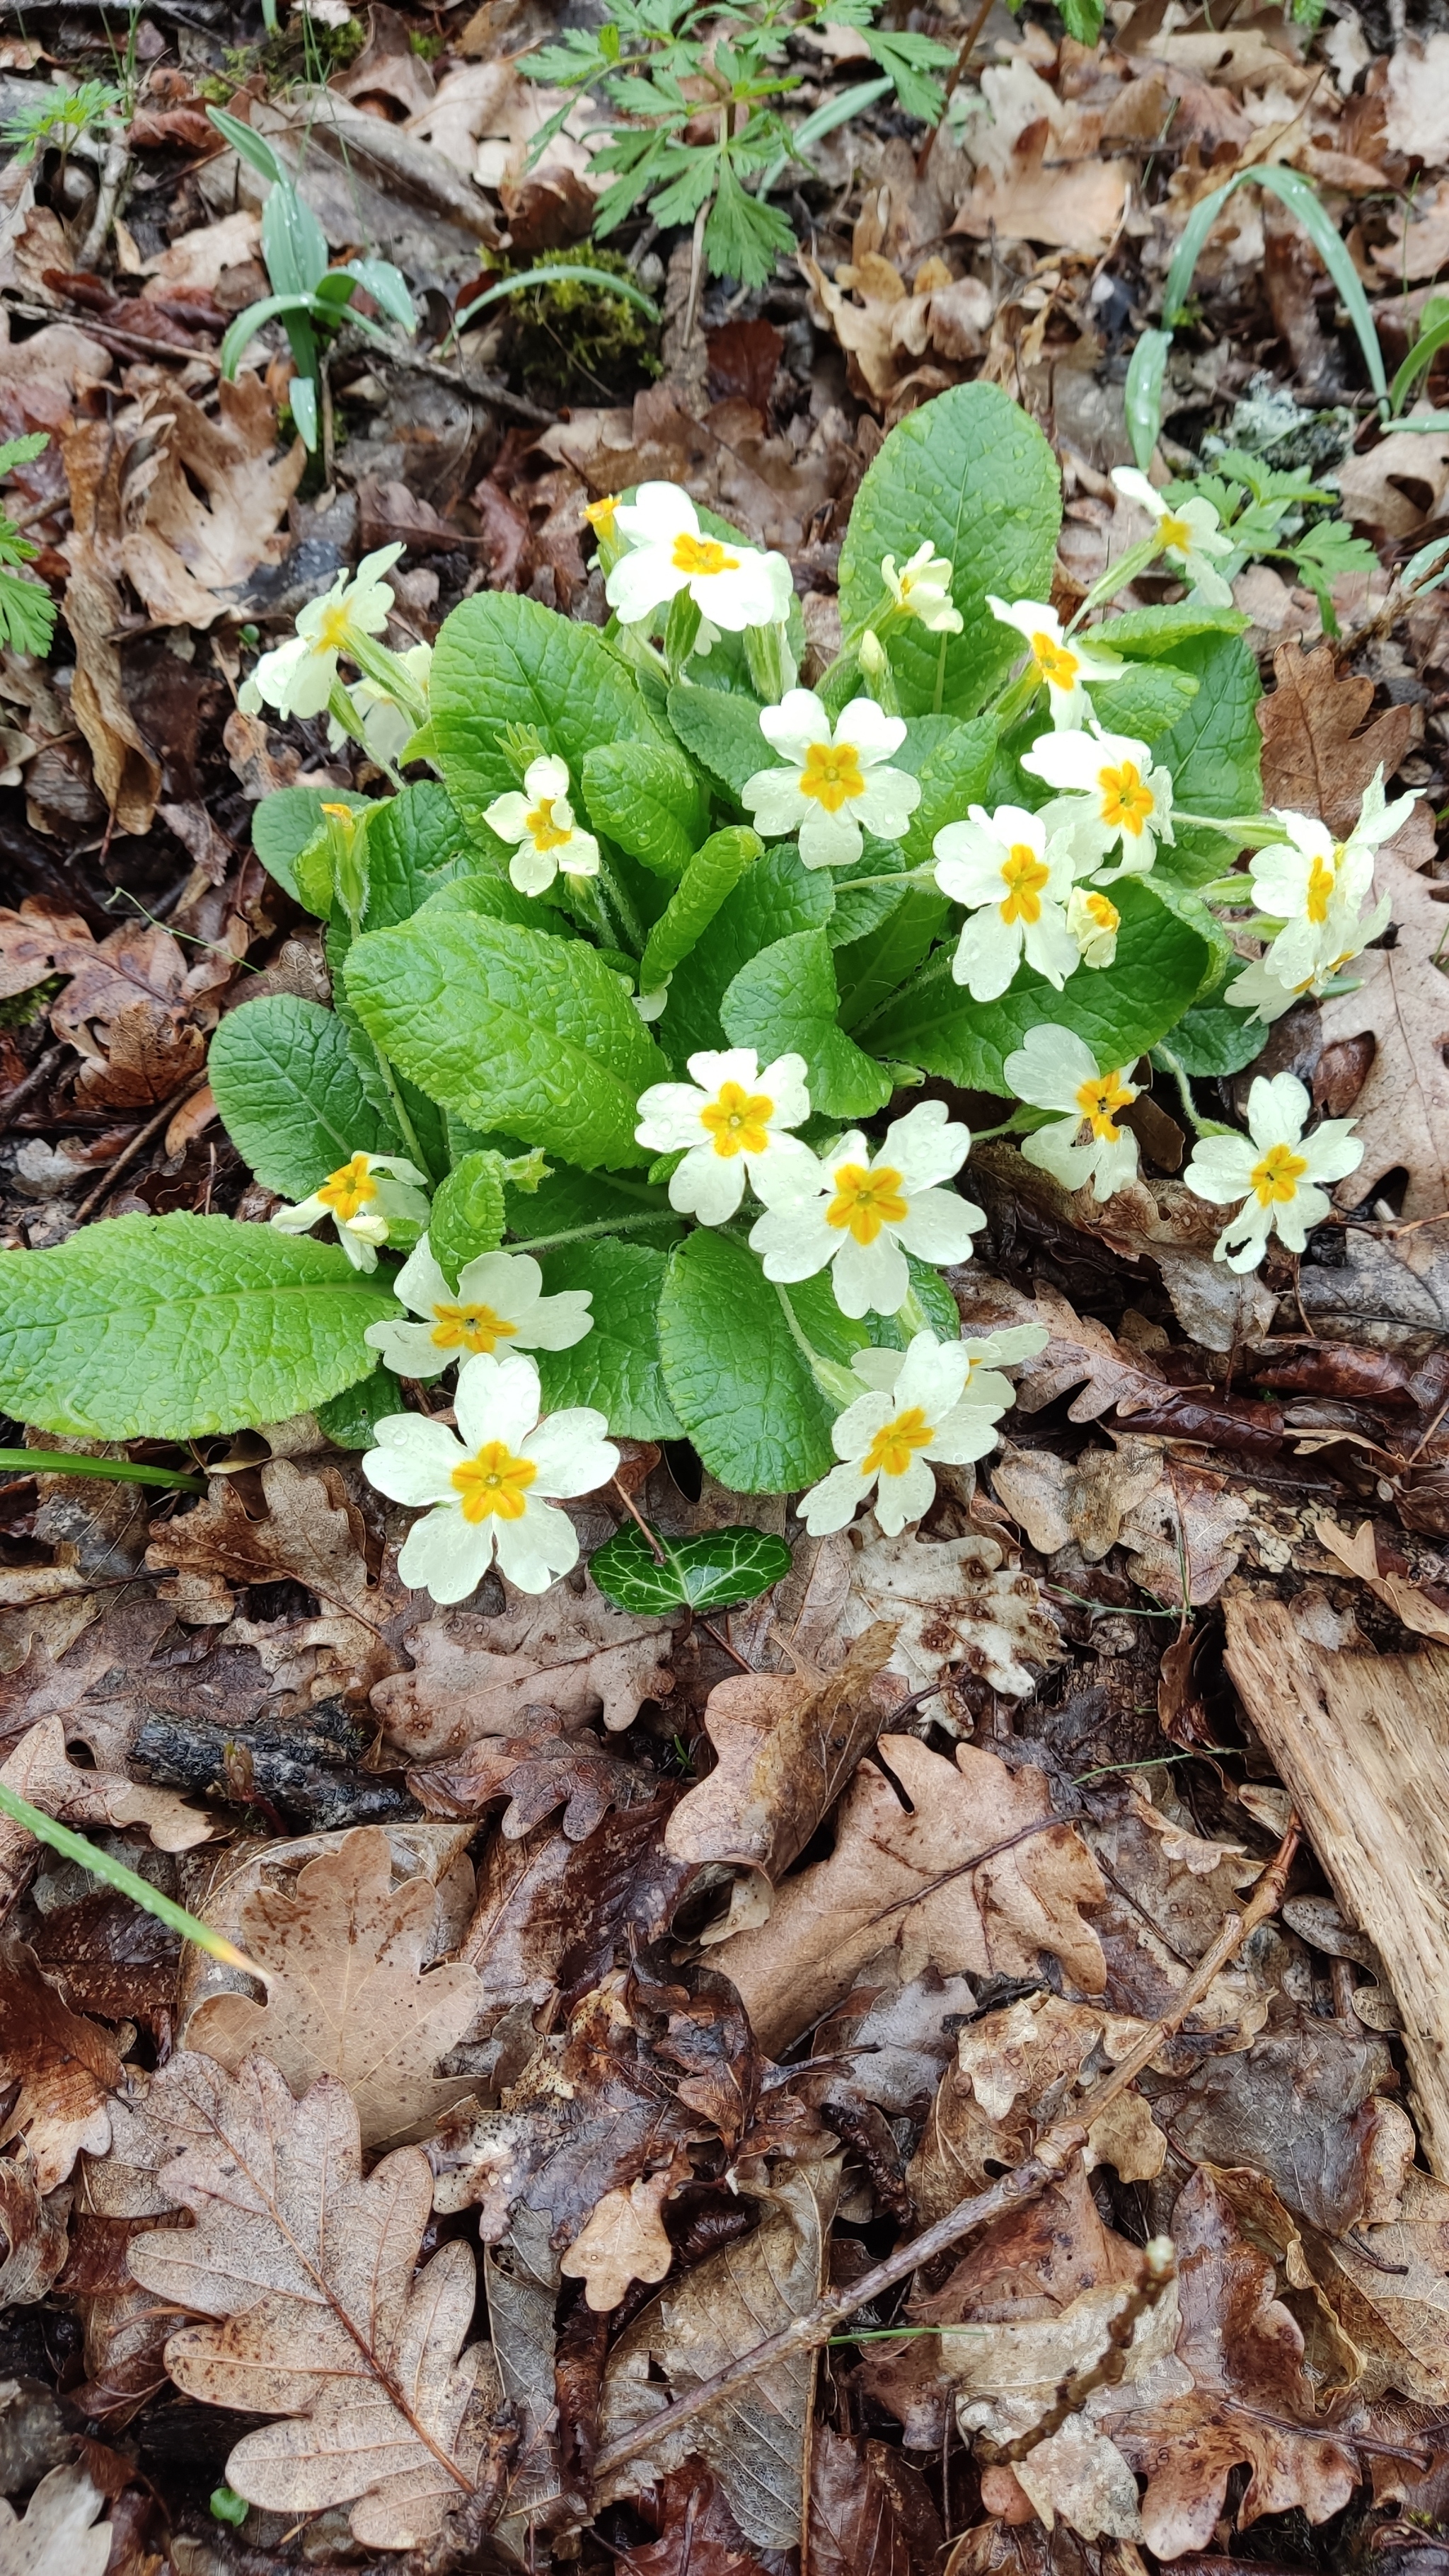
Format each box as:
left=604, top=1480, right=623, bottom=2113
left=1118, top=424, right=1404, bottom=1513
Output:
left=1159, top=514, right=1194, bottom=553
left=700, top=1081, right=774, bottom=1158
left=1305, top=853, right=1337, bottom=925
left=1032, top=633, right=1079, bottom=691
left=826, top=1162, right=908, bottom=1244
left=321, top=801, right=355, bottom=830
left=1081, top=891, right=1119, bottom=932
left=799, top=739, right=866, bottom=812
left=862, top=1406, right=936, bottom=1481
left=317, top=1154, right=377, bottom=1221
left=450, top=1440, right=538, bottom=1523
left=1250, top=1141, right=1308, bottom=1206
left=429, top=1302, right=517, bottom=1354
left=1000, top=843, right=1050, bottom=925
left=526, top=796, right=571, bottom=854
left=1097, top=761, right=1154, bottom=837
left=1073, top=1071, right=1135, bottom=1142
left=584, top=492, right=619, bottom=534
left=671, top=532, right=739, bottom=578
left=315, top=602, right=356, bottom=654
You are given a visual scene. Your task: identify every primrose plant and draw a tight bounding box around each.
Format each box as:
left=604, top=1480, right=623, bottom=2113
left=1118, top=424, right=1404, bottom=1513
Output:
left=0, top=383, right=1385, bottom=1615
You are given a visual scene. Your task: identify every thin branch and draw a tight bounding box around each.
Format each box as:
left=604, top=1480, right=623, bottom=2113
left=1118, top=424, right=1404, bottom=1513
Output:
left=589, top=1816, right=1300, bottom=2498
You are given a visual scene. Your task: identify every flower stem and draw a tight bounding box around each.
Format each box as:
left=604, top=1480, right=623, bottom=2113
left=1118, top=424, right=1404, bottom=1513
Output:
left=1153, top=1044, right=1237, bottom=1140
left=507, top=1210, right=680, bottom=1255
left=1065, top=536, right=1162, bottom=630
left=369, top=1042, right=437, bottom=1184
left=773, top=1283, right=859, bottom=1409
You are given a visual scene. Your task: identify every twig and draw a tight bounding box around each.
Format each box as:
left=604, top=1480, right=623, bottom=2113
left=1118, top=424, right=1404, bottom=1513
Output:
left=917, top=0, right=993, bottom=178
left=0, top=1043, right=62, bottom=1133
left=76, top=133, right=133, bottom=272
left=589, top=1818, right=1300, bottom=2497
left=73, top=1078, right=206, bottom=1225
left=1, top=297, right=219, bottom=375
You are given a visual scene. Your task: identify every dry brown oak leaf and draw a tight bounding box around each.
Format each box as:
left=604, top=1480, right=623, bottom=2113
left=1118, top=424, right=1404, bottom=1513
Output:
left=663, top=1622, right=898, bottom=1881
left=183, top=1826, right=483, bottom=2151
left=147, top=1460, right=397, bottom=1702
left=1317, top=841, right=1449, bottom=1221
left=0, top=2155, right=71, bottom=2306
left=710, top=1736, right=1105, bottom=2056
left=0, top=1942, right=125, bottom=2191
left=0, top=2462, right=110, bottom=2576
left=596, top=2157, right=841, bottom=2551
left=1256, top=640, right=1421, bottom=838
left=124, top=2050, right=496, bottom=2551
left=778, top=1525, right=1065, bottom=1700
left=0, top=1717, right=212, bottom=1924
left=371, top=1590, right=676, bottom=1757
left=0, top=903, right=232, bottom=1109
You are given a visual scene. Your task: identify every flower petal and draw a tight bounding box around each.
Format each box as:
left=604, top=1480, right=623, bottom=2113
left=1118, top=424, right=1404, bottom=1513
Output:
left=523, top=1408, right=617, bottom=1496
left=882, top=1099, right=970, bottom=1191
left=398, top=1504, right=496, bottom=1604
left=797, top=802, right=862, bottom=868
left=873, top=1450, right=935, bottom=1535
left=799, top=1458, right=874, bottom=1535
left=364, top=1415, right=468, bottom=1506
left=363, top=1319, right=453, bottom=1379
left=669, top=1141, right=746, bottom=1225
left=830, top=1228, right=909, bottom=1318
left=454, top=1348, right=542, bottom=1452
left=495, top=1498, right=582, bottom=1592
left=836, top=697, right=908, bottom=764
left=896, top=1185, right=983, bottom=1266
left=758, top=689, right=829, bottom=764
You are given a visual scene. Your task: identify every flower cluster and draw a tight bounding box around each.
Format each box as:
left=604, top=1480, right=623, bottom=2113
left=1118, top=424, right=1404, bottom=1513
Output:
left=1226, top=772, right=1408, bottom=1021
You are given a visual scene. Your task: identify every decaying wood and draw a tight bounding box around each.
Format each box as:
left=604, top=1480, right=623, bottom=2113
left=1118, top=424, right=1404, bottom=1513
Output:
left=1224, top=1598, right=1449, bottom=2179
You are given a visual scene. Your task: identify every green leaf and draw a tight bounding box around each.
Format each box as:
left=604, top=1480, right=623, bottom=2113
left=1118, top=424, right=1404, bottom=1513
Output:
left=860, top=877, right=1209, bottom=1095
left=344, top=911, right=664, bottom=1169
left=0, top=1215, right=395, bottom=1440
left=507, top=1160, right=680, bottom=1249
left=535, top=1240, right=682, bottom=1438
left=208, top=996, right=402, bottom=1200
left=640, top=826, right=761, bottom=989
left=590, top=1521, right=792, bottom=1615
left=703, top=154, right=796, bottom=289
left=316, top=1363, right=404, bottom=1448
left=430, top=1150, right=508, bottom=1287
left=657, top=1229, right=836, bottom=1493
left=262, top=180, right=328, bottom=298
left=1099, top=603, right=1251, bottom=659
left=581, top=741, right=707, bottom=878
left=253, top=787, right=369, bottom=902
left=661, top=844, right=836, bottom=1066
left=838, top=383, right=1061, bottom=720
left=416, top=872, right=552, bottom=932
left=1154, top=1001, right=1264, bottom=1079
left=1152, top=630, right=1262, bottom=886
left=862, top=25, right=953, bottom=121
left=207, top=103, right=284, bottom=185
left=1088, top=662, right=1200, bottom=744
left=899, top=716, right=995, bottom=867
left=0, top=571, right=54, bottom=657
left=722, top=928, right=893, bottom=1119
left=834, top=889, right=950, bottom=1033
left=666, top=682, right=768, bottom=800
left=430, top=591, right=666, bottom=836
left=362, top=782, right=475, bottom=928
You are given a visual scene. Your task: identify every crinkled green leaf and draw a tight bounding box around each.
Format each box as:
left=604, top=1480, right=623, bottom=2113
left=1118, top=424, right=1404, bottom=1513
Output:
left=582, top=741, right=707, bottom=879
left=590, top=1522, right=792, bottom=1615
left=838, top=383, right=1061, bottom=720
left=657, top=1229, right=836, bottom=1493
left=835, top=889, right=949, bottom=1034
left=666, top=681, right=769, bottom=801
left=1152, top=630, right=1262, bottom=886
left=0, top=1215, right=395, bottom=1440
left=316, top=1363, right=404, bottom=1448
left=640, top=826, right=761, bottom=989
left=361, top=782, right=475, bottom=928
left=662, top=845, right=835, bottom=1067
left=859, top=877, right=1209, bottom=1095
left=343, top=911, right=664, bottom=1169
left=208, top=996, right=402, bottom=1201
left=535, top=1239, right=682, bottom=1438
left=1089, top=662, right=1200, bottom=744
left=430, top=1150, right=508, bottom=1286
left=1098, top=603, right=1251, bottom=659
left=899, top=716, right=995, bottom=867
left=430, top=591, right=666, bottom=834
left=722, top=928, right=892, bottom=1119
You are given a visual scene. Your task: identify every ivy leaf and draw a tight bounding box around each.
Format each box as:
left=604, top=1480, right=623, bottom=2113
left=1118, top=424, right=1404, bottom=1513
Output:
left=838, top=383, right=1061, bottom=720
left=662, top=844, right=835, bottom=1066
left=590, top=1523, right=792, bottom=1615
left=722, top=928, right=893, bottom=1119
left=582, top=742, right=706, bottom=879
left=344, top=911, right=664, bottom=1170
left=859, top=878, right=1209, bottom=1094
left=208, top=996, right=402, bottom=1201
left=666, top=682, right=769, bottom=800
left=640, top=826, right=761, bottom=990
left=0, top=1215, right=395, bottom=1440
left=429, top=591, right=667, bottom=834
left=253, top=787, right=369, bottom=903
left=535, top=1240, right=682, bottom=1438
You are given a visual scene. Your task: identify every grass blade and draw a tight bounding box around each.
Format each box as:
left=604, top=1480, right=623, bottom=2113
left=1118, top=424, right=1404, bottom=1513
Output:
left=0, top=1779, right=258, bottom=1970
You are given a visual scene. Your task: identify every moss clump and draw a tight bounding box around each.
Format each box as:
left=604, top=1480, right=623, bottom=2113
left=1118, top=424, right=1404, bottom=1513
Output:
left=495, top=246, right=662, bottom=410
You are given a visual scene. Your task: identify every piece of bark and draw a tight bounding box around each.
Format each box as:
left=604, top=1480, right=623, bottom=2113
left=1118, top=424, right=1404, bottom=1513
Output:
left=1223, top=1597, right=1449, bottom=2178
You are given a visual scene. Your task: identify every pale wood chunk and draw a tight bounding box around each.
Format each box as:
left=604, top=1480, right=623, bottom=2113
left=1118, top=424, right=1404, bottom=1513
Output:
left=1223, top=1597, right=1449, bottom=2180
